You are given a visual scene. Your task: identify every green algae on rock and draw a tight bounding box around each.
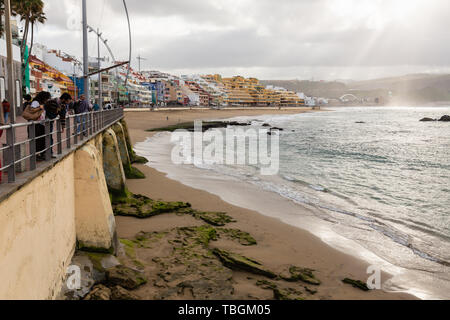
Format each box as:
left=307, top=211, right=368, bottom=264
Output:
left=273, top=287, right=304, bottom=301
left=256, top=280, right=305, bottom=301
left=105, top=265, right=147, bottom=290
left=124, top=165, right=146, bottom=180
left=342, top=278, right=370, bottom=291
left=119, top=119, right=148, bottom=165
left=218, top=228, right=257, bottom=246
left=213, top=248, right=277, bottom=279
left=281, top=266, right=321, bottom=286
left=131, top=226, right=234, bottom=300
left=191, top=211, right=236, bottom=226
left=112, top=193, right=236, bottom=226
left=112, top=194, right=192, bottom=218
left=131, top=155, right=149, bottom=164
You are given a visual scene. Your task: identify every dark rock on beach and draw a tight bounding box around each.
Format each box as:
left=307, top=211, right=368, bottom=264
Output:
left=83, top=284, right=111, bottom=300
left=148, top=121, right=251, bottom=132
left=342, top=278, right=370, bottom=291
left=280, top=266, right=321, bottom=285
left=420, top=117, right=436, bottom=122
left=83, top=284, right=142, bottom=300
left=110, top=286, right=142, bottom=300
left=105, top=265, right=147, bottom=290
left=112, top=193, right=192, bottom=219
left=212, top=248, right=277, bottom=279
left=420, top=115, right=450, bottom=122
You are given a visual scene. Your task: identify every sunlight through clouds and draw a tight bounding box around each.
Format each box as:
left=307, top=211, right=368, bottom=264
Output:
left=34, top=0, right=450, bottom=80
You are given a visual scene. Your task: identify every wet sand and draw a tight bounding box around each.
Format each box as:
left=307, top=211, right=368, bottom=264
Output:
left=117, top=109, right=416, bottom=300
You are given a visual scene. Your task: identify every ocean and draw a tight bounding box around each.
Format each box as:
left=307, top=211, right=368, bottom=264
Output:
left=135, top=106, right=450, bottom=299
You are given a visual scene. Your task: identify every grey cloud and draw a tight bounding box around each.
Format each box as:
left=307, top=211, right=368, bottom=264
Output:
left=35, top=0, right=450, bottom=80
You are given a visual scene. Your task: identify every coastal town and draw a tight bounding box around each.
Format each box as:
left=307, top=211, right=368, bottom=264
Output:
left=0, top=16, right=315, bottom=112
left=1, top=0, right=449, bottom=306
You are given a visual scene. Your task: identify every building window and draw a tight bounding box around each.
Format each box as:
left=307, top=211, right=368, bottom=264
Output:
left=15, top=80, right=21, bottom=108
left=0, top=77, right=5, bottom=102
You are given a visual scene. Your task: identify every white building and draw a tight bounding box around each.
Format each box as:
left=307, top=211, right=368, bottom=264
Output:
left=0, top=37, right=22, bottom=110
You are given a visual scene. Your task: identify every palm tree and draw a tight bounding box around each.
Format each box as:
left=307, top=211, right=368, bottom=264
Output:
left=0, top=1, right=7, bottom=38
left=27, top=2, right=46, bottom=62
left=10, top=0, right=46, bottom=82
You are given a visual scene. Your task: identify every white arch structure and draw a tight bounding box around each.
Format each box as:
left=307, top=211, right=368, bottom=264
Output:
left=340, top=94, right=359, bottom=101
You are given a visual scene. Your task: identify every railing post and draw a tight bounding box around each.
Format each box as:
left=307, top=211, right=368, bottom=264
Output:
left=83, top=113, right=87, bottom=138
left=6, top=126, right=16, bottom=183
left=29, top=122, right=36, bottom=171
left=88, top=112, right=92, bottom=136
left=44, top=121, right=51, bottom=161
left=57, top=119, right=62, bottom=155
left=66, top=116, right=71, bottom=149
left=86, top=112, right=90, bottom=137
left=74, top=115, right=79, bottom=145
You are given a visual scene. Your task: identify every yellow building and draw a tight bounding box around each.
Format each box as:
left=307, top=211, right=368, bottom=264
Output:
left=200, top=75, right=305, bottom=107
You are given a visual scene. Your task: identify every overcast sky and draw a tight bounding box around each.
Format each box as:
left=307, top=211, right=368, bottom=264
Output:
left=31, top=0, right=450, bottom=80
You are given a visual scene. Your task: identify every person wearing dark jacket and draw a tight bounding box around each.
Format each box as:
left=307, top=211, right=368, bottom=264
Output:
left=46, top=93, right=72, bottom=128
left=23, top=94, right=32, bottom=112
left=45, top=93, right=72, bottom=158
left=75, top=94, right=91, bottom=135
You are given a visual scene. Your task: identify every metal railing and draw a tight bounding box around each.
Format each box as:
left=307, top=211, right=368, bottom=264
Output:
left=0, top=107, right=124, bottom=185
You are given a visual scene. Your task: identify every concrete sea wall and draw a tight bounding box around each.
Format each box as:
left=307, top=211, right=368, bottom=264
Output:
left=0, top=120, right=134, bottom=300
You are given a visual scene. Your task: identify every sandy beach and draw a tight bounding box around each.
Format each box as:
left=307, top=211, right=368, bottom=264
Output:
left=116, top=109, right=416, bottom=300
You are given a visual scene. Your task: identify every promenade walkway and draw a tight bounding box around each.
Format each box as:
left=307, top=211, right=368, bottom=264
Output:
left=0, top=108, right=124, bottom=197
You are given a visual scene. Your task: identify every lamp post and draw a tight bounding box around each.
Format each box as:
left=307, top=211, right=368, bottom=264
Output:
left=82, top=0, right=90, bottom=103
left=123, top=0, right=131, bottom=108
left=4, top=0, right=16, bottom=123
left=96, top=28, right=102, bottom=110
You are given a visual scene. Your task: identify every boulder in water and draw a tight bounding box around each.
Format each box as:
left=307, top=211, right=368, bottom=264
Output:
left=420, top=117, right=436, bottom=122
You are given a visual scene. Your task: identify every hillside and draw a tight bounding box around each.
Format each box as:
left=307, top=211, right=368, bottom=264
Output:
left=260, top=80, right=347, bottom=99
left=261, top=74, right=450, bottom=104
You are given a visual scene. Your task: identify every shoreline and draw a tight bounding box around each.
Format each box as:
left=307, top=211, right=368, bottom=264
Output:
left=118, top=109, right=417, bottom=300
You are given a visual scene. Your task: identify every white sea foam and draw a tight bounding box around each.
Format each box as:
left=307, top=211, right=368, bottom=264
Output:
left=135, top=106, right=450, bottom=299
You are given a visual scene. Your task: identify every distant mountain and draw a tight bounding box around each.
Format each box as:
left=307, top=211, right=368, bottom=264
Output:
left=349, top=74, right=450, bottom=91
left=262, top=74, right=450, bottom=104
left=260, top=80, right=347, bottom=99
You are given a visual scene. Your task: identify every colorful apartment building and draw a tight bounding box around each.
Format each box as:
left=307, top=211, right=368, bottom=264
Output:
left=220, top=76, right=305, bottom=107
left=29, top=55, right=76, bottom=98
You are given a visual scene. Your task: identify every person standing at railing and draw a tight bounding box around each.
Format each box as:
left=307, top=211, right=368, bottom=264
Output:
left=45, top=93, right=72, bottom=158
left=48, top=93, right=72, bottom=130
left=23, top=91, right=51, bottom=162
left=23, top=95, right=32, bottom=111
left=0, top=99, right=4, bottom=126
left=74, top=94, right=91, bottom=136
left=2, top=100, right=10, bottom=124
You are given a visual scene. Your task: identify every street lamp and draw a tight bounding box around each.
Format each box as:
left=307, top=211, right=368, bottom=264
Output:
left=81, top=0, right=131, bottom=108
left=88, top=26, right=103, bottom=110
left=4, top=0, right=16, bottom=123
